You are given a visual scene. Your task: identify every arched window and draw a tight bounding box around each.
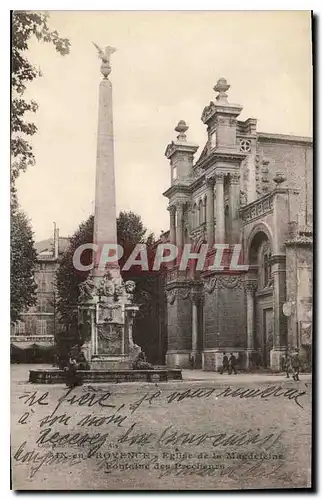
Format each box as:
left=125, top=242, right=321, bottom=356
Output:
left=260, top=242, right=272, bottom=288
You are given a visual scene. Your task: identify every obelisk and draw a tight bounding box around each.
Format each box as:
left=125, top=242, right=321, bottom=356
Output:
left=93, top=43, right=120, bottom=281
left=77, top=44, right=139, bottom=370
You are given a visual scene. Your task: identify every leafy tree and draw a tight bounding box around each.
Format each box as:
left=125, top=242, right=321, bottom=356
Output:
left=11, top=11, right=70, bottom=205
left=10, top=13, right=69, bottom=328
left=117, top=211, right=146, bottom=247
left=56, top=215, right=94, bottom=331
left=55, top=211, right=154, bottom=331
left=11, top=208, right=38, bottom=323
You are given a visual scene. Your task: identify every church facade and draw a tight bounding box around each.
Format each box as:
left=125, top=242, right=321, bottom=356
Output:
left=162, top=78, right=313, bottom=372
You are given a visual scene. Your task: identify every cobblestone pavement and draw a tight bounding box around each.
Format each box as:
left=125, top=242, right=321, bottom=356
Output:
left=11, top=364, right=312, bottom=491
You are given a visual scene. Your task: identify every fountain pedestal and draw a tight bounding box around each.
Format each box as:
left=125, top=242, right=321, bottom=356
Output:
left=78, top=275, right=139, bottom=370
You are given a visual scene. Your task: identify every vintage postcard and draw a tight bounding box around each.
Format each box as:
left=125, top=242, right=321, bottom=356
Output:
left=10, top=10, right=313, bottom=490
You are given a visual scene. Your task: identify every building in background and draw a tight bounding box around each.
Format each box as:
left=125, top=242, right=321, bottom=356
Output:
left=11, top=224, right=70, bottom=350
left=163, top=78, right=313, bottom=372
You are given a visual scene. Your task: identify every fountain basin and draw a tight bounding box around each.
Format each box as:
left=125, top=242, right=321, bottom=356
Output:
left=29, top=368, right=182, bottom=384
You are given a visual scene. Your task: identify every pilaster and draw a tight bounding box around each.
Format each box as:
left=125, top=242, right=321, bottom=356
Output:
left=168, top=204, right=176, bottom=245
left=270, top=254, right=287, bottom=371
left=229, top=171, right=241, bottom=243
left=215, top=172, right=225, bottom=243
left=205, top=178, right=215, bottom=247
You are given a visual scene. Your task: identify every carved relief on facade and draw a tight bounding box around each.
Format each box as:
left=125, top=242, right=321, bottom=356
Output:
left=165, top=289, right=176, bottom=305
left=201, top=102, right=216, bottom=123
left=255, top=151, right=261, bottom=196
left=165, top=141, right=176, bottom=158
left=166, top=269, right=178, bottom=283
left=218, top=276, right=243, bottom=289
left=239, top=139, right=251, bottom=153
left=215, top=171, right=226, bottom=183
left=243, top=280, right=258, bottom=294
left=204, top=275, right=243, bottom=293
left=204, top=277, right=217, bottom=294
left=241, top=193, right=273, bottom=224
left=193, top=166, right=203, bottom=179
left=190, top=221, right=206, bottom=241
left=230, top=172, right=240, bottom=184
left=165, top=287, right=191, bottom=304
left=240, top=190, right=248, bottom=206
left=190, top=288, right=204, bottom=305
left=255, top=148, right=273, bottom=196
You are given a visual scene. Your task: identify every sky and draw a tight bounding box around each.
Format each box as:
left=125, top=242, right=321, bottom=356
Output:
left=15, top=10, right=313, bottom=243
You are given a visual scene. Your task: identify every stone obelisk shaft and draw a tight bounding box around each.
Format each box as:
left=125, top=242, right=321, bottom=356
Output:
left=93, top=77, right=120, bottom=280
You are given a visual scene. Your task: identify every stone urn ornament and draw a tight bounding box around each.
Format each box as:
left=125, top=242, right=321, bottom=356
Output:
left=273, top=171, right=286, bottom=186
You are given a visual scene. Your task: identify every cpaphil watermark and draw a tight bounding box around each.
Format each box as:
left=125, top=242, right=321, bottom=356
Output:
left=72, top=243, right=249, bottom=273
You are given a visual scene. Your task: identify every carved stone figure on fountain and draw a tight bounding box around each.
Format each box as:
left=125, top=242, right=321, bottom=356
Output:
left=96, top=271, right=114, bottom=301
left=114, top=282, right=125, bottom=300
left=79, top=276, right=96, bottom=302
left=125, top=280, right=136, bottom=302
left=132, top=348, right=153, bottom=370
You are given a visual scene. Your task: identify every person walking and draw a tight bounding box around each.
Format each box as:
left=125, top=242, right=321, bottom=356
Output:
left=220, top=352, right=229, bottom=374
left=228, top=353, right=237, bottom=375
left=284, top=352, right=292, bottom=378
left=291, top=350, right=301, bottom=381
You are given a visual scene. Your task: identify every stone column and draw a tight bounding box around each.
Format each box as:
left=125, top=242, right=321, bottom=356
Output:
left=229, top=172, right=241, bottom=243
left=168, top=205, right=176, bottom=245
left=206, top=178, right=215, bottom=247
left=270, top=255, right=287, bottom=371
left=244, top=280, right=257, bottom=368
left=176, top=202, right=184, bottom=252
left=215, top=172, right=225, bottom=243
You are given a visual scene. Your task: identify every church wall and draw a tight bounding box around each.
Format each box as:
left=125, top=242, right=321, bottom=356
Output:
left=285, top=244, right=313, bottom=352
left=257, top=139, right=312, bottom=227
left=204, top=285, right=246, bottom=348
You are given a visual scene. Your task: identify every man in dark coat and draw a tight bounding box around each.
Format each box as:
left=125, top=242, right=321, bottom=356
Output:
left=291, top=350, right=301, bottom=381
left=228, top=353, right=237, bottom=375
left=220, top=352, right=229, bottom=374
